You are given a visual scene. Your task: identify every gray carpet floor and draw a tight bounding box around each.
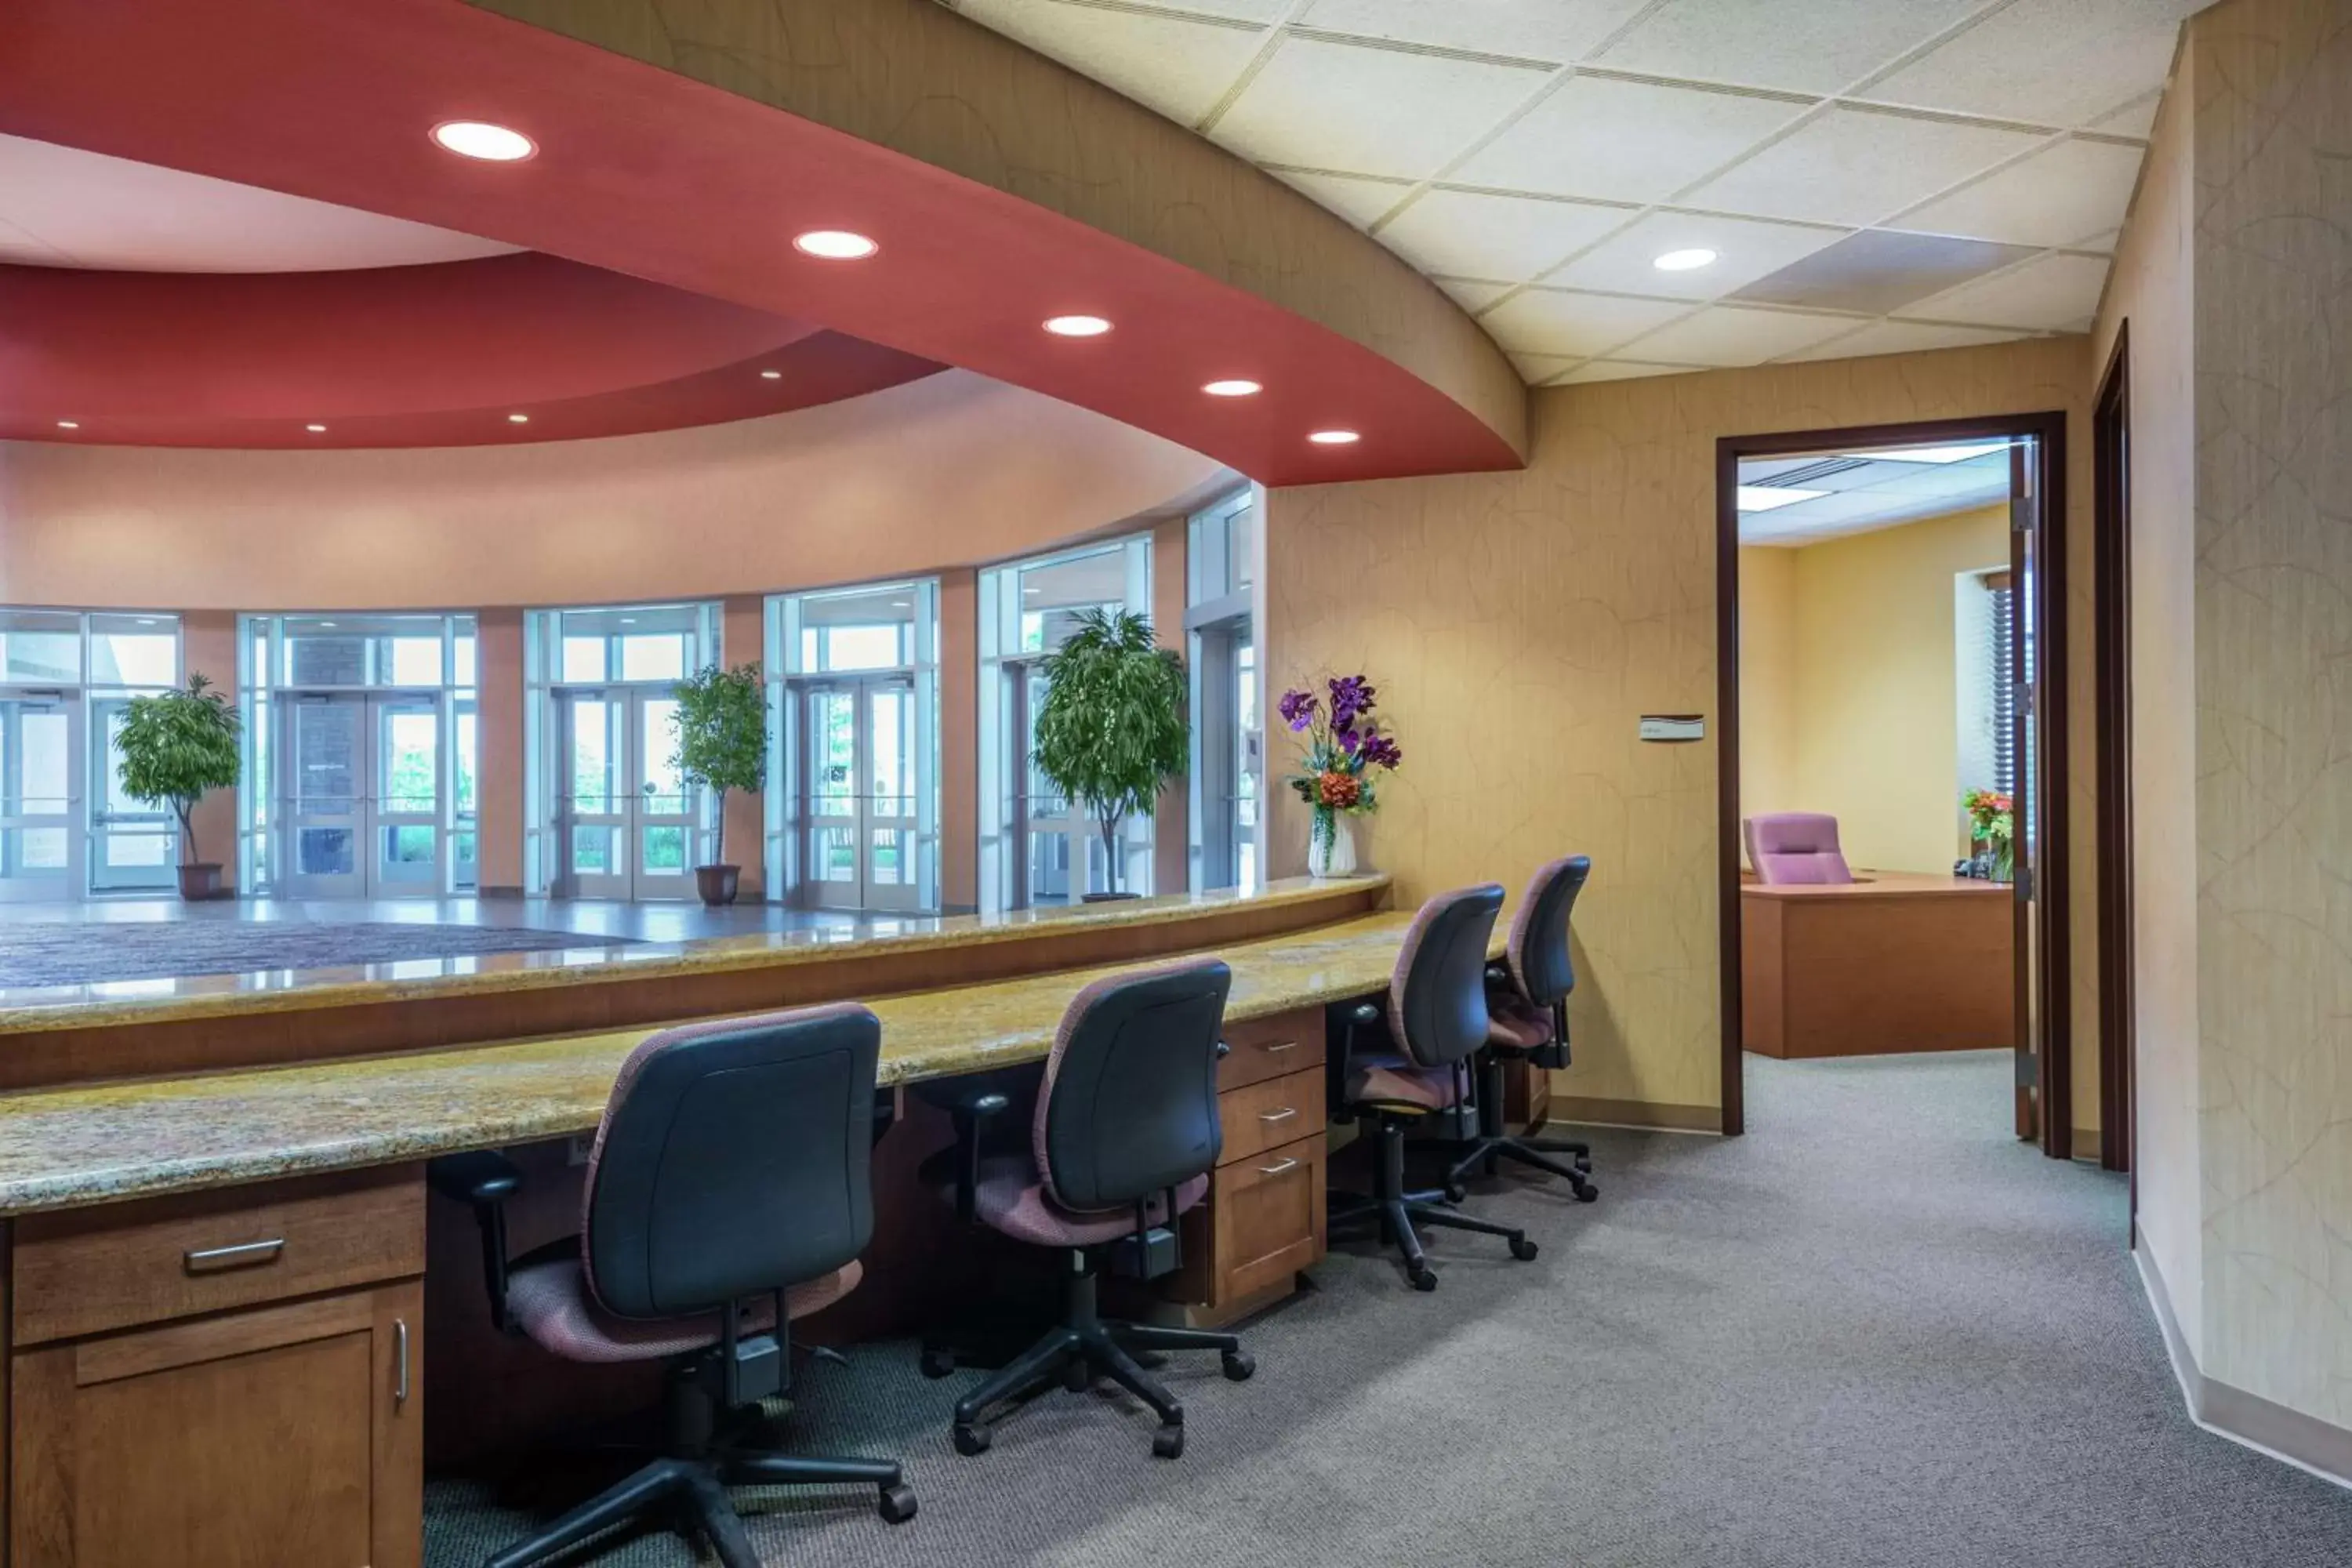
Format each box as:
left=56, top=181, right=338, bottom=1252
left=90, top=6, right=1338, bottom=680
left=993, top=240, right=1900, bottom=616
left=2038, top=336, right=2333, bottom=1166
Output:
left=426, top=1051, right=2352, bottom=1566
left=0, top=920, right=633, bottom=987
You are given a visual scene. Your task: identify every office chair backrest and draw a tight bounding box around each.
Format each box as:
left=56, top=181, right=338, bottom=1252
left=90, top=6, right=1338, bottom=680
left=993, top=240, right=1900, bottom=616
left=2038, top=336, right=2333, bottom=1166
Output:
left=583, top=1004, right=880, bottom=1319
left=1388, top=884, right=1505, bottom=1069
left=1507, top=855, right=1591, bottom=1006
left=1744, top=812, right=1854, bottom=885
left=1036, top=959, right=1231, bottom=1212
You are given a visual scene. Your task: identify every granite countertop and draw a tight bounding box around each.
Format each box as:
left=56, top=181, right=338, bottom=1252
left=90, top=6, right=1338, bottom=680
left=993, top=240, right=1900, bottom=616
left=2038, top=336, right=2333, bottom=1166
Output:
left=0, top=908, right=1445, bottom=1216
left=0, top=874, right=1388, bottom=1033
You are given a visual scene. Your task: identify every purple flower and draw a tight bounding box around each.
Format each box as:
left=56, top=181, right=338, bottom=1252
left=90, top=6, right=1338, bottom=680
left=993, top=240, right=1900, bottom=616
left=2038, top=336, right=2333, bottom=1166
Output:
left=1359, top=734, right=1402, bottom=770
left=1278, top=688, right=1318, bottom=732
left=1327, top=673, right=1374, bottom=732
left=1338, top=726, right=1361, bottom=754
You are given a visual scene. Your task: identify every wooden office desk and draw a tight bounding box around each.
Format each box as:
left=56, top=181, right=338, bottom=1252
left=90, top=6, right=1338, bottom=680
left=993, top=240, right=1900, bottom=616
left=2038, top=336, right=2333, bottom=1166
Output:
left=1740, top=873, right=2013, bottom=1058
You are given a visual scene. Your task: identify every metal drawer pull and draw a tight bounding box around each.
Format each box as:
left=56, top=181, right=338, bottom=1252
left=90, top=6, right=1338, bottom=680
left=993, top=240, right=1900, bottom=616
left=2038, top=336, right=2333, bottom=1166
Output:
left=183, top=1238, right=285, bottom=1274
left=1257, top=1157, right=1301, bottom=1177
left=395, top=1318, right=411, bottom=1407
left=1262, top=1040, right=1300, bottom=1053
left=1258, top=1106, right=1298, bottom=1123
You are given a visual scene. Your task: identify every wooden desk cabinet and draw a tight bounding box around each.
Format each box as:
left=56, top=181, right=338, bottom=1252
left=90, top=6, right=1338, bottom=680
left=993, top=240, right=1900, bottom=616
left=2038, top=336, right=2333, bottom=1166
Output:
left=1175, top=1007, right=1328, bottom=1317
left=1741, top=875, right=2014, bottom=1058
left=6, top=1168, right=426, bottom=1568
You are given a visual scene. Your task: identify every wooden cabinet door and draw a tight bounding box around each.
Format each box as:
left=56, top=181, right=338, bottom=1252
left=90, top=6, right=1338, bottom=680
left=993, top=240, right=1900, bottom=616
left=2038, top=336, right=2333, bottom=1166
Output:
left=12, top=1281, right=422, bottom=1568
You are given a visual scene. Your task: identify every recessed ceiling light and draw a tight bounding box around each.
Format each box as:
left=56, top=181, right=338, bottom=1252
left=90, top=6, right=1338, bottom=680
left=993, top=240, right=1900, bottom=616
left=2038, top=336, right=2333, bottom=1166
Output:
left=305, top=423, right=328, bottom=433
left=1308, top=429, right=1360, bottom=446
left=1653, top=248, right=1718, bottom=272
left=793, top=230, right=878, bottom=260
left=1735, top=485, right=1826, bottom=513
left=430, top=122, right=535, bottom=162
left=760, top=369, right=782, bottom=380
left=1203, top=379, right=1261, bottom=397
left=1044, top=315, right=1112, bottom=338
left=136, top=618, right=158, bottom=626
left=507, top=412, right=529, bottom=424
left=319, top=621, right=339, bottom=629
left=55, top=420, right=78, bottom=430
left=619, top=617, right=637, bottom=625
left=1856, top=441, right=2011, bottom=464
left=890, top=599, right=910, bottom=608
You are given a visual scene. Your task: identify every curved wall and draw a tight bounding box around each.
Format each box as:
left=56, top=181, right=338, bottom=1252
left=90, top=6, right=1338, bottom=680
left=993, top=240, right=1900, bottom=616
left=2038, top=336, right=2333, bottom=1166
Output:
left=0, top=371, right=1226, bottom=611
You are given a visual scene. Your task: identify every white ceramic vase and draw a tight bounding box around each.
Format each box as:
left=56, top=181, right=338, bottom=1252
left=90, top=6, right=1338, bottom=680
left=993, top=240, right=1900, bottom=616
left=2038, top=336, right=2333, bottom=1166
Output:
left=1308, top=810, right=1358, bottom=879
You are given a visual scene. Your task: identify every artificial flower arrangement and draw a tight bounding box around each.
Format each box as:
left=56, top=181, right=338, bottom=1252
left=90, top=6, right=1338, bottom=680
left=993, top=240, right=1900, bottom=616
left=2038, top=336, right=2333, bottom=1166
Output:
left=1963, top=787, right=2016, bottom=880
left=1279, top=673, right=1402, bottom=877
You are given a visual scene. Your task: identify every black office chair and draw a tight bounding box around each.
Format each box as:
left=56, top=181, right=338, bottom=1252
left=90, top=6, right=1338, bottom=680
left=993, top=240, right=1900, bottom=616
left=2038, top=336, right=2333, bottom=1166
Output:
left=430, top=1004, right=914, bottom=1568
left=1445, top=855, right=1599, bottom=1203
left=1328, top=884, right=1537, bottom=1291
left=925, top=958, right=1253, bottom=1460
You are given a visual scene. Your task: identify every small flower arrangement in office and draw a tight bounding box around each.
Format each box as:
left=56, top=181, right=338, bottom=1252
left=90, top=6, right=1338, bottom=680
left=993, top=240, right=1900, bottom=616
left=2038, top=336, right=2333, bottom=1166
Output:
left=1963, top=787, right=2016, bottom=883
left=1279, top=673, right=1402, bottom=878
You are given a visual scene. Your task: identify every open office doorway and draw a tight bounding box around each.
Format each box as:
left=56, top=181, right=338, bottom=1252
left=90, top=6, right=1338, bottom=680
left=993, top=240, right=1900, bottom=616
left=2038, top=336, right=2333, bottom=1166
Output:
left=1715, top=414, right=2102, bottom=1163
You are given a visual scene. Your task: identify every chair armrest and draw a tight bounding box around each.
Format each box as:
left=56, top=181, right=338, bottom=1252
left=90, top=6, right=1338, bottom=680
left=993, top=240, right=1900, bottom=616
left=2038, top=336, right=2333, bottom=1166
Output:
left=1325, top=999, right=1382, bottom=1116
left=948, top=1091, right=1012, bottom=1225
left=428, top=1151, right=524, bottom=1334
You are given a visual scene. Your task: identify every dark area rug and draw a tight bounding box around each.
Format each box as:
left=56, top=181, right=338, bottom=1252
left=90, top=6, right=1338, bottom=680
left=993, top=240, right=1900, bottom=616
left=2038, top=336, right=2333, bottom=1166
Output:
left=0, top=920, right=633, bottom=988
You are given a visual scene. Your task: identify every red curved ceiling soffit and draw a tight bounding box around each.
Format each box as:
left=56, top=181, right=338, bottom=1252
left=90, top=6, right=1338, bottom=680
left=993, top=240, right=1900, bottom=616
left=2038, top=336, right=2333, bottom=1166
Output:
left=0, top=0, right=1519, bottom=485
left=0, top=254, right=939, bottom=448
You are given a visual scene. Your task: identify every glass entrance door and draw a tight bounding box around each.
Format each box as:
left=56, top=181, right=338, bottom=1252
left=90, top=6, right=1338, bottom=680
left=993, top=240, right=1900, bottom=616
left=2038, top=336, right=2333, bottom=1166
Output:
left=804, top=677, right=920, bottom=912
left=0, top=696, right=79, bottom=901
left=557, top=688, right=693, bottom=901
left=280, top=695, right=445, bottom=898
left=88, top=697, right=178, bottom=893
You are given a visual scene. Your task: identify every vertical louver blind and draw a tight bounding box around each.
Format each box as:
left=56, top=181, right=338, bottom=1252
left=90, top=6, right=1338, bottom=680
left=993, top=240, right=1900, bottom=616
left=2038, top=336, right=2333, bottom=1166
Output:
left=1989, top=577, right=2016, bottom=796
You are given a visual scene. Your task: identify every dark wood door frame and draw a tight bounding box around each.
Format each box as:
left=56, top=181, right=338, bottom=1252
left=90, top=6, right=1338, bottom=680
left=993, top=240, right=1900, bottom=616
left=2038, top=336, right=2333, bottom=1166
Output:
left=2093, top=329, right=2136, bottom=1179
left=1715, top=412, right=2072, bottom=1150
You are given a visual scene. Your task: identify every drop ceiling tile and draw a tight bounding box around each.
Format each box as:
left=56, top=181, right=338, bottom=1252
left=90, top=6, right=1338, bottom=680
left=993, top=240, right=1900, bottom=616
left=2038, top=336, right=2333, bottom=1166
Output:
left=1896, top=136, right=2144, bottom=247
left=1480, top=289, right=1691, bottom=357
left=1683, top=106, right=2045, bottom=227
left=1595, top=0, right=1984, bottom=96
left=1139, top=0, right=1294, bottom=20
left=1379, top=190, right=1630, bottom=282
left=1905, top=251, right=2111, bottom=330
left=1864, top=0, right=2198, bottom=128
left=1270, top=168, right=1414, bottom=230
left=1214, top=35, right=1552, bottom=180
left=1293, top=0, right=1653, bottom=64
left=953, top=1, right=1267, bottom=126
left=1552, top=211, right=1845, bottom=299
left=1436, top=277, right=1515, bottom=311
left=1617, top=304, right=1862, bottom=365
left=1777, top=318, right=2031, bottom=362
left=1508, top=352, right=1581, bottom=384
left=1558, top=360, right=1708, bottom=385
left=2071, top=229, right=2122, bottom=255
left=1733, top=229, right=2038, bottom=314
left=2090, top=93, right=2163, bottom=139
left=1450, top=76, right=1803, bottom=206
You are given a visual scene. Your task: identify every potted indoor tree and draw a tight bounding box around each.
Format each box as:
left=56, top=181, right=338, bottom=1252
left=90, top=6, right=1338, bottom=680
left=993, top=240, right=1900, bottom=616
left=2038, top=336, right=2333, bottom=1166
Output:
left=671, top=661, right=768, bottom=906
left=116, top=672, right=243, bottom=902
left=1032, top=608, right=1187, bottom=901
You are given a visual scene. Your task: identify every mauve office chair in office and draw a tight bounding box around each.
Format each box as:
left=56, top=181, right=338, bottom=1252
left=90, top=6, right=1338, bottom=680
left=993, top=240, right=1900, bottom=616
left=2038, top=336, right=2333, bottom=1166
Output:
left=1327, top=883, right=1537, bottom=1291
left=1744, top=812, right=1856, bottom=884
left=926, top=958, right=1254, bottom=1460
left=1447, top=855, right=1599, bottom=1202
left=429, top=1004, right=914, bottom=1568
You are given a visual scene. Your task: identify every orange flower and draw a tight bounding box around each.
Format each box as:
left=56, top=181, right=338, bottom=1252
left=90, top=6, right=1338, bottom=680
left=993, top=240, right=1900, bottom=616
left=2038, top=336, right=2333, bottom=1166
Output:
left=1316, top=771, right=1362, bottom=810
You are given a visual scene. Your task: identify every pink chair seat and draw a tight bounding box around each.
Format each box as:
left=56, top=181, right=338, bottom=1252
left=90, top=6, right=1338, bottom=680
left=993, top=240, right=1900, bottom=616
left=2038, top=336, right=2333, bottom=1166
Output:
left=956, top=1157, right=1207, bottom=1248
left=1345, top=1054, right=1462, bottom=1112
left=1486, top=1000, right=1553, bottom=1053
left=507, top=1257, right=862, bottom=1365
left=1744, top=813, right=1854, bottom=885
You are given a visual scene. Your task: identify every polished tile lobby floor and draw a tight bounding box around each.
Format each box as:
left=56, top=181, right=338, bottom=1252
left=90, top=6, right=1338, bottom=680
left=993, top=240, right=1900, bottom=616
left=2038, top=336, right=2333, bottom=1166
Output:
left=426, top=1052, right=2352, bottom=1568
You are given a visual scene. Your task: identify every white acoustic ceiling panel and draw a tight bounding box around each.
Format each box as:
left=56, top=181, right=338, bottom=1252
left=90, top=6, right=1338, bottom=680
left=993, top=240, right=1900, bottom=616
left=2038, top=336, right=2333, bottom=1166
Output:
left=1481, top=289, right=1692, bottom=358
left=1595, top=0, right=1988, bottom=96
left=1864, top=0, right=2202, bottom=127
left=1908, top=251, right=2113, bottom=331
left=1215, top=36, right=1552, bottom=181
left=1449, top=76, right=1806, bottom=207
left=1270, top=169, right=1411, bottom=230
left=1620, top=304, right=1862, bottom=367
left=1897, top=136, right=2147, bottom=248
left=1552, top=211, right=1846, bottom=299
left=953, top=0, right=1267, bottom=125
left=1293, top=0, right=1656, bottom=64
left=1377, top=191, right=1629, bottom=284
left=1682, top=107, right=2046, bottom=228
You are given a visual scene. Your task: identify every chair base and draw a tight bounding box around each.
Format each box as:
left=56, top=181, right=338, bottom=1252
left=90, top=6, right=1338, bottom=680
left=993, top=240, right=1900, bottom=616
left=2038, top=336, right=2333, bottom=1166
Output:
left=946, top=1261, right=1251, bottom=1459
left=1450, top=1052, right=1598, bottom=1202
left=484, top=1362, right=912, bottom=1568
left=1329, top=1116, right=1537, bottom=1290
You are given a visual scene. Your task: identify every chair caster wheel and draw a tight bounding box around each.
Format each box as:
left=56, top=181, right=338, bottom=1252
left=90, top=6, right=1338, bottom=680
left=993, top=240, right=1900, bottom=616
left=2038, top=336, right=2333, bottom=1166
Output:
left=1408, top=1266, right=1438, bottom=1293
left=1062, top=1356, right=1092, bottom=1392
left=878, top=1483, right=918, bottom=1524
left=1221, top=1349, right=1255, bottom=1382
left=953, top=1423, right=991, bottom=1456
left=1573, top=1180, right=1600, bottom=1203
left=1508, top=1235, right=1539, bottom=1261
left=1443, top=1182, right=1468, bottom=1203
left=1575, top=1156, right=1594, bottom=1174
left=1152, top=1425, right=1185, bottom=1460
left=920, top=1348, right=956, bottom=1379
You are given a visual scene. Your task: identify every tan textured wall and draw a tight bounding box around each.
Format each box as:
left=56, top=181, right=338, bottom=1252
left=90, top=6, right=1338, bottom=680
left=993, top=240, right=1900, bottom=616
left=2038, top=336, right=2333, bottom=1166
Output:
left=938, top=570, right=980, bottom=913
left=1789, top=506, right=2010, bottom=876
left=1152, top=517, right=1189, bottom=896
left=2091, top=28, right=2201, bottom=1342
left=475, top=609, right=527, bottom=894
left=1737, top=547, right=1798, bottom=840
left=2186, top=0, right=2352, bottom=1428
left=1265, top=338, right=2093, bottom=1118
left=180, top=611, right=239, bottom=888
left=720, top=596, right=767, bottom=895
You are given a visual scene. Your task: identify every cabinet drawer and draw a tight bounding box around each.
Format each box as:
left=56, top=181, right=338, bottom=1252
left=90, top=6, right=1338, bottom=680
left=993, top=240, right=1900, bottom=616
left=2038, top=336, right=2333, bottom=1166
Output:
left=1216, top=1066, right=1325, bottom=1169
left=1178, top=1131, right=1327, bottom=1309
left=1218, top=1009, right=1323, bottom=1094
left=12, top=1166, right=426, bottom=1345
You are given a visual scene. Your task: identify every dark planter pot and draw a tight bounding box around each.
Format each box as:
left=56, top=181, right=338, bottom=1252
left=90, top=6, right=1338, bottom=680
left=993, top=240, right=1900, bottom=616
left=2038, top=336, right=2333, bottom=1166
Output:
left=176, top=863, right=224, bottom=902
left=1081, top=891, right=1142, bottom=904
left=695, top=864, right=742, bottom=907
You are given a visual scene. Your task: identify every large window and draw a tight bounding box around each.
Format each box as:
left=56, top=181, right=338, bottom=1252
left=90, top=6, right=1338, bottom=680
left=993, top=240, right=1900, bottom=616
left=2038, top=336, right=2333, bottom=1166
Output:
left=525, top=603, right=717, bottom=901
left=765, top=582, right=940, bottom=914
left=1185, top=488, right=1264, bottom=893
left=0, top=609, right=183, bottom=900
left=978, top=536, right=1155, bottom=910
left=240, top=614, right=478, bottom=899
